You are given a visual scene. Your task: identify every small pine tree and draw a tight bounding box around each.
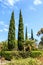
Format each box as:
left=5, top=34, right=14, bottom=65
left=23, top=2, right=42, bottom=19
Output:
left=25, top=26, right=28, bottom=40
left=18, top=10, right=24, bottom=51
left=31, top=29, right=34, bottom=40
left=8, top=11, right=15, bottom=50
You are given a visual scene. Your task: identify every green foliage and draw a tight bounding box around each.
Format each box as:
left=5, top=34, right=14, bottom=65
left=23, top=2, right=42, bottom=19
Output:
left=25, top=40, right=36, bottom=51
left=2, top=41, right=8, bottom=51
left=0, top=51, right=21, bottom=59
left=7, top=58, right=43, bottom=65
left=0, top=51, right=12, bottom=61
left=7, top=63, right=14, bottom=65
left=37, top=28, right=43, bottom=36
left=30, top=51, right=42, bottom=58
left=38, top=36, right=43, bottom=49
left=9, top=51, right=21, bottom=59
left=19, top=51, right=31, bottom=58
left=8, top=11, right=15, bottom=50
left=25, top=40, right=34, bottom=46
left=13, top=40, right=18, bottom=50
left=0, top=50, right=43, bottom=61
left=25, top=26, right=28, bottom=40
left=28, top=59, right=42, bottom=65
left=37, top=28, right=43, bottom=49
left=4, top=53, right=12, bottom=61
left=31, top=29, right=33, bottom=40
left=19, top=51, right=42, bottom=58
left=18, top=10, right=24, bottom=51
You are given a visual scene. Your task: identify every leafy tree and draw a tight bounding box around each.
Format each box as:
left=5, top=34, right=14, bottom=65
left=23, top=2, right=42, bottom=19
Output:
left=37, top=28, right=43, bottom=36
left=31, top=29, right=34, bottom=40
left=25, top=40, right=36, bottom=51
left=37, top=28, right=43, bottom=49
left=25, top=26, right=28, bottom=40
left=8, top=11, right=15, bottom=50
left=38, top=36, right=43, bottom=49
left=39, top=36, right=43, bottom=45
left=18, top=10, right=24, bottom=51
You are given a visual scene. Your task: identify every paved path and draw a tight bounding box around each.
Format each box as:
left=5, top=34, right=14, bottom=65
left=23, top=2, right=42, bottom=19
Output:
left=0, top=60, right=11, bottom=65
left=0, top=60, right=6, bottom=65
left=0, top=57, right=6, bottom=65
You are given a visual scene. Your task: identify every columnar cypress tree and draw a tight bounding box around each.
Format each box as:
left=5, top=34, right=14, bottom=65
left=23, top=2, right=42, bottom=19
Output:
left=8, top=11, right=15, bottom=50
left=31, top=29, right=34, bottom=40
left=18, top=10, right=24, bottom=51
left=25, top=26, right=28, bottom=40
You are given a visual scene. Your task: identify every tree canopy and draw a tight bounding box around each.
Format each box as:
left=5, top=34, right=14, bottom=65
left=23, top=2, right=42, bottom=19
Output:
left=8, top=11, right=15, bottom=50
left=18, top=10, right=24, bottom=51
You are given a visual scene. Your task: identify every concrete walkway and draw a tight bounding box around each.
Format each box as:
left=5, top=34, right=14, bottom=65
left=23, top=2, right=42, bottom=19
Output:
left=0, top=60, right=6, bottom=65
left=0, top=60, right=11, bottom=65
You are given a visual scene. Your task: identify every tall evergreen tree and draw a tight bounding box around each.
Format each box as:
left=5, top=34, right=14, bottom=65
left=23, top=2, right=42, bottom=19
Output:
left=8, top=11, right=15, bottom=50
left=31, top=29, right=34, bottom=40
left=18, top=10, right=24, bottom=51
left=25, top=26, right=28, bottom=40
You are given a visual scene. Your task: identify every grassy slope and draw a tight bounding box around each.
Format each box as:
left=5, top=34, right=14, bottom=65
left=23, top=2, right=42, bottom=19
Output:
left=7, top=58, right=43, bottom=65
left=0, top=50, right=43, bottom=65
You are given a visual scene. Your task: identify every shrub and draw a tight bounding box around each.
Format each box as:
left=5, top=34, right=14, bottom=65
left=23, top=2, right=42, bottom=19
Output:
left=0, top=51, right=12, bottom=61
left=2, top=41, right=8, bottom=51
left=19, top=51, right=42, bottom=58
left=19, top=51, right=31, bottom=58
left=0, top=50, right=42, bottom=60
left=30, top=51, right=42, bottom=58
left=11, top=51, right=21, bottom=59
left=4, top=53, right=12, bottom=61
left=0, top=50, right=5, bottom=57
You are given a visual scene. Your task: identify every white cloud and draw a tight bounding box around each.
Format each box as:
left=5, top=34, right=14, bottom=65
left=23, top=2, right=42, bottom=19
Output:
left=4, top=28, right=8, bottom=32
left=0, top=21, right=9, bottom=32
left=0, top=0, right=20, bottom=7
left=7, top=0, right=15, bottom=6
left=4, top=25, right=9, bottom=28
left=33, top=0, right=42, bottom=5
left=0, top=21, right=8, bottom=27
left=0, top=30, right=3, bottom=32
left=30, top=6, right=36, bottom=11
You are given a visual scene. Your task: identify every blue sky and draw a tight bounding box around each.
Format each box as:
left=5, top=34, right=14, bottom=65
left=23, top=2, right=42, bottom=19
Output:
left=0, top=0, right=43, bottom=43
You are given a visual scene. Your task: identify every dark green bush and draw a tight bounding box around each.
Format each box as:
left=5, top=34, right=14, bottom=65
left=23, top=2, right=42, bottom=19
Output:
left=0, top=50, right=42, bottom=60
left=19, top=51, right=31, bottom=58
left=4, top=53, right=12, bottom=61
left=30, top=51, right=42, bottom=58
left=0, top=51, right=12, bottom=61
left=0, top=51, right=5, bottom=57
